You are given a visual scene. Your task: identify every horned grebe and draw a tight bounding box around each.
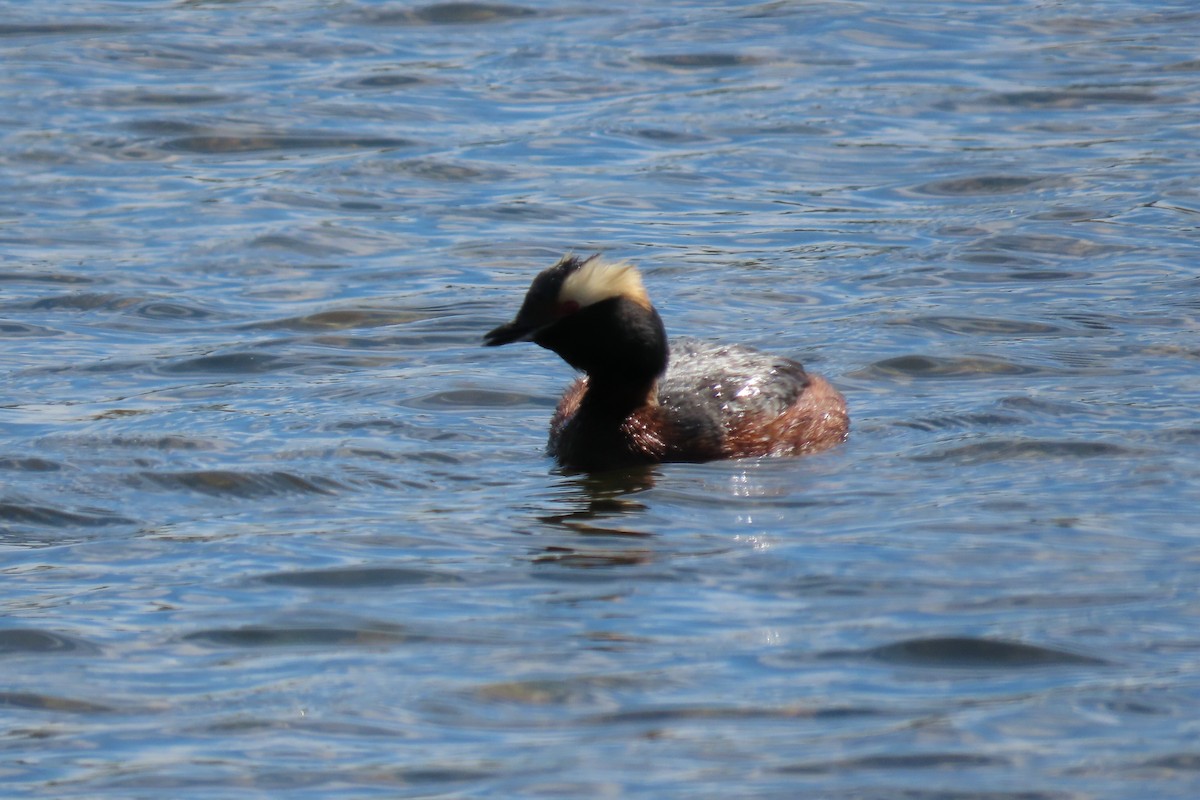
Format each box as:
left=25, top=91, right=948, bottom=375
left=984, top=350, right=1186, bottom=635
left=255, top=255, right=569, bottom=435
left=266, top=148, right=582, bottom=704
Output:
left=484, top=254, right=848, bottom=471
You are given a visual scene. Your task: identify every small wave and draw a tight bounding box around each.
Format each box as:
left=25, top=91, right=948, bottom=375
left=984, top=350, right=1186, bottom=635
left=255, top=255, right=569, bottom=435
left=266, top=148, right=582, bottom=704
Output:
left=0, top=503, right=134, bottom=528
left=912, top=439, right=1142, bottom=463
left=862, top=636, right=1107, bottom=667
left=942, top=267, right=1087, bottom=283
left=1133, top=753, right=1200, bottom=773
left=401, top=388, right=544, bottom=410
left=0, top=457, right=62, bottom=471
left=360, top=3, right=538, bottom=26
left=894, top=315, right=1063, bottom=336
left=779, top=752, right=1006, bottom=775
left=0, top=270, right=92, bottom=285
left=639, top=52, right=767, bottom=69
left=972, top=233, right=1120, bottom=258
left=0, top=691, right=112, bottom=714
left=103, top=90, right=232, bottom=107
left=181, top=625, right=414, bottom=649
left=131, top=300, right=215, bottom=321
left=588, top=704, right=879, bottom=725
left=157, top=352, right=297, bottom=375
left=247, top=308, right=430, bottom=332
left=896, top=412, right=1025, bottom=432
left=985, top=89, right=1164, bottom=109
left=859, top=355, right=1039, bottom=379
left=0, top=319, right=64, bottom=337
left=909, top=174, right=1051, bottom=197
left=27, top=293, right=140, bottom=312
left=133, top=470, right=340, bottom=498
left=162, top=134, right=414, bottom=154
left=0, top=22, right=128, bottom=37
left=0, top=628, right=101, bottom=656
left=339, top=73, right=430, bottom=90
left=392, top=159, right=508, bottom=182
left=258, top=565, right=464, bottom=589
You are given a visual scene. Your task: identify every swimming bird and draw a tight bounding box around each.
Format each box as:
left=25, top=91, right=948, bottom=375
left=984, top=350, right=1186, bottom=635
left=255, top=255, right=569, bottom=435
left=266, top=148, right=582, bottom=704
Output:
left=484, top=254, right=848, bottom=471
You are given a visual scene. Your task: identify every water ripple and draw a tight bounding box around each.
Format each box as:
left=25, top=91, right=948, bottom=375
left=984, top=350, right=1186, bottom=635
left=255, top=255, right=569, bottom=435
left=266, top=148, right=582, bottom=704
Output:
left=893, top=315, right=1064, bottom=336
left=157, top=352, right=298, bottom=375
left=0, top=628, right=101, bottom=656
left=0, top=503, right=134, bottom=529
left=0, top=319, right=62, bottom=337
left=639, top=53, right=767, bottom=70
left=246, top=307, right=432, bottom=332
left=860, top=637, right=1108, bottom=668
left=913, top=439, right=1145, bottom=464
left=161, top=134, right=416, bottom=154
left=181, top=625, right=416, bottom=649
left=258, top=565, right=464, bottom=589
left=909, top=175, right=1053, bottom=197
left=779, top=752, right=1006, bottom=775
left=982, top=89, right=1166, bottom=109
left=132, top=470, right=341, bottom=498
left=0, top=691, right=113, bottom=714
left=355, top=3, right=539, bottom=26
left=859, top=355, right=1042, bottom=379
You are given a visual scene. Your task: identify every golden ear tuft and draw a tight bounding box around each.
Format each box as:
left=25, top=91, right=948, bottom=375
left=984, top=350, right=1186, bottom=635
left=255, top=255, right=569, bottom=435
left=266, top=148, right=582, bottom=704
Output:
left=559, top=256, right=651, bottom=310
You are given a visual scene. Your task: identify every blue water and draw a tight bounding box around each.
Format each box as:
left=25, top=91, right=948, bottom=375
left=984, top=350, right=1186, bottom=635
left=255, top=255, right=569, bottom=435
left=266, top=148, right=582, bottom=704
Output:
left=3, top=1, right=1200, bottom=797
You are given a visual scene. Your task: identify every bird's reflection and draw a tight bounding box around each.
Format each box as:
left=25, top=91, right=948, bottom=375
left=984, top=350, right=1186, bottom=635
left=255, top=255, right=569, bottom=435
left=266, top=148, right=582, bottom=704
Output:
left=531, top=466, right=658, bottom=567
left=529, top=460, right=794, bottom=567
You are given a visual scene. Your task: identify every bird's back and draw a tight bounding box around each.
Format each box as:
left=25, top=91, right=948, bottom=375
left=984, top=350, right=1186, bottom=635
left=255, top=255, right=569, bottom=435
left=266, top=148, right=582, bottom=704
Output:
left=657, top=337, right=809, bottom=427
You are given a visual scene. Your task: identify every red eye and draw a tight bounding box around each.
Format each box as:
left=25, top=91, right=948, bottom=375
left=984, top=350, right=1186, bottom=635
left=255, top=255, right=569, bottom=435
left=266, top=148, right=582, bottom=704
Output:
left=558, top=300, right=580, bottom=317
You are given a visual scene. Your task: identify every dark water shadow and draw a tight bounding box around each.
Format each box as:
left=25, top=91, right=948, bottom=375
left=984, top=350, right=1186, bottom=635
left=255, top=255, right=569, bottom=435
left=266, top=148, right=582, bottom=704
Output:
left=258, top=565, right=464, bottom=589
left=638, top=53, right=767, bottom=69
left=913, top=439, right=1145, bottom=464
left=981, top=89, right=1165, bottom=110
left=588, top=703, right=882, bottom=726
left=356, top=3, right=539, bottom=26
left=0, top=457, right=63, bottom=471
left=891, top=315, right=1064, bottom=336
left=0, top=22, right=129, bottom=37
left=160, top=134, right=415, bottom=154
left=0, top=503, right=135, bottom=529
left=338, top=72, right=430, bottom=91
left=778, top=751, right=1007, bottom=775
left=860, top=636, right=1108, bottom=668
left=401, top=388, right=544, bottom=410
left=0, top=270, right=93, bottom=285
left=0, top=320, right=63, bottom=336
left=0, top=691, right=113, bottom=714
left=244, top=307, right=432, bottom=333
left=0, top=628, right=101, bottom=656
left=907, top=174, right=1054, bottom=197
left=857, top=355, right=1042, bottom=380
left=132, top=470, right=341, bottom=498
left=156, top=352, right=300, bottom=375
left=180, top=625, right=419, bottom=649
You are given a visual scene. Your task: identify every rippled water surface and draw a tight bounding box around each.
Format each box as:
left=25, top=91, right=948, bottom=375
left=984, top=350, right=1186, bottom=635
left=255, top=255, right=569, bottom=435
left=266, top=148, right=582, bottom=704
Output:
left=4, top=1, right=1200, bottom=797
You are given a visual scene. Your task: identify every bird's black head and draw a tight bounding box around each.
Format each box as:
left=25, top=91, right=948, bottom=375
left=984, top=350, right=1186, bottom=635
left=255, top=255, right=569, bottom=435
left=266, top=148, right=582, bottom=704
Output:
left=484, top=254, right=667, bottom=385
left=483, top=254, right=593, bottom=347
